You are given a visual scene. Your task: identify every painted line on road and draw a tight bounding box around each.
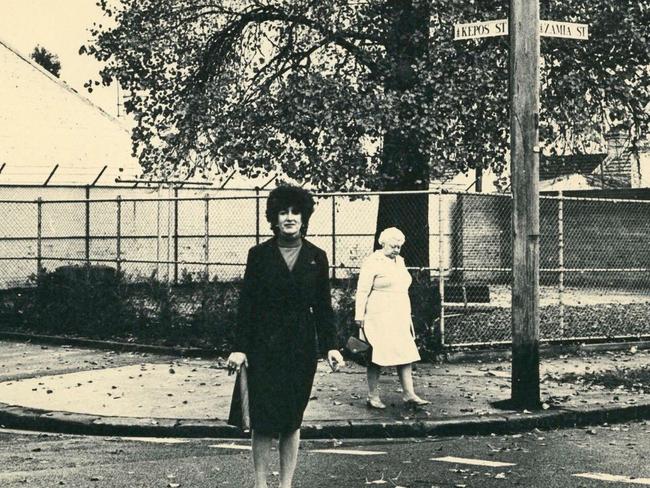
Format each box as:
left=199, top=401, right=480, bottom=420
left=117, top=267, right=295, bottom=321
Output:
left=309, top=449, right=387, bottom=456
left=430, top=456, right=516, bottom=467
left=120, top=437, right=190, bottom=444
left=574, top=473, right=650, bottom=485
left=210, top=443, right=252, bottom=450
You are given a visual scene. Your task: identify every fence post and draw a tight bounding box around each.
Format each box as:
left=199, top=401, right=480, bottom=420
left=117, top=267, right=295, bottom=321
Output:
left=85, top=185, right=90, bottom=267
left=331, top=195, right=336, bottom=281
left=166, top=185, right=172, bottom=283
left=36, top=198, right=43, bottom=276
left=116, top=195, right=122, bottom=276
left=204, top=194, right=210, bottom=280
left=436, top=188, right=445, bottom=349
left=558, top=191, right=564, bottom=336
left=255, top=187, right=260, bottom=245
left=174, top=187, right=179, bottom=284
left=156, top=185, right=162, bottom=278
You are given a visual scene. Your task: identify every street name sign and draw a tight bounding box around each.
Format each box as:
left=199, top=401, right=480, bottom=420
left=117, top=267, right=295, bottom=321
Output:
left=454, top=19, right=588, bottom=40
left=541, top=20, right=588, bottom=40
left=453, top=19, right=507, bottom=40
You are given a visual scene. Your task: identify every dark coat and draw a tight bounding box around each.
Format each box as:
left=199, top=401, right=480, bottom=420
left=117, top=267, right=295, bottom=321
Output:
left=228, top=238, right=337, bottom=434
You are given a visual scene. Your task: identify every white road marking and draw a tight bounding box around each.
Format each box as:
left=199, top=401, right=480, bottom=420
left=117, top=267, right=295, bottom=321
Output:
left=309, top=449, right=387, bottom=456
left=430, top=456, right=516, bottom=467
left=120, top=437, right=190, bottom=444
left=209, top=443, right=252, bottom=450
left=573, top=473, right=650, bottom=485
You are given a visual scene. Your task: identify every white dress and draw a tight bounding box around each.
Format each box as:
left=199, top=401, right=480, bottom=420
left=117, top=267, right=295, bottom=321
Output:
left=354, top=251, right=421, bottom=366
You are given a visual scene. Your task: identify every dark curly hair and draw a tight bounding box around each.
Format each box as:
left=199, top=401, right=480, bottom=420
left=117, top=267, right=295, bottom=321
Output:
left=266, top=185, right=315, bottom=236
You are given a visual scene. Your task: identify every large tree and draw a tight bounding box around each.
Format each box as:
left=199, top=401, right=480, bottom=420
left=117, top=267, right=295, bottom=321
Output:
left=84, top=0, right=649, bottom=267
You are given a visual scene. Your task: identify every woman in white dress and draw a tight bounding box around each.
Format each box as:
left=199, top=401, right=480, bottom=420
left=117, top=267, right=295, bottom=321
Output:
left=355, top=227, right=430, bottom=409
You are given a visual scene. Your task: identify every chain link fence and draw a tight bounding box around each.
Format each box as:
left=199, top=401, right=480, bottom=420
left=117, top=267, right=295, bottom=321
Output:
left=0, top=185, right=648, bottom=348
left=440, top=192, right=650, bottom=346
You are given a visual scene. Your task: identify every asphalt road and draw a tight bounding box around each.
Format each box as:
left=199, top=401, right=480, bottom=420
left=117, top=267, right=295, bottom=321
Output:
left=0, top=420, right=649, bottom=487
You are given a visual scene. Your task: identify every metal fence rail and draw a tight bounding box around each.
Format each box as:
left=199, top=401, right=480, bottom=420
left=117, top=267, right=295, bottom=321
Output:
left=0, top=186, right=648, bottom=347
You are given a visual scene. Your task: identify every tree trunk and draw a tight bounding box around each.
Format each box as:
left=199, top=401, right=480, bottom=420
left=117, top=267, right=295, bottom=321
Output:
left=374, top=0, right=430, bottom=269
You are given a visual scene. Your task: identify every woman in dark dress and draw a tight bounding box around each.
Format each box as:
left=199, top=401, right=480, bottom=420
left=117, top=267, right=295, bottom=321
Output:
left=227, top=185, right=343, bottom=488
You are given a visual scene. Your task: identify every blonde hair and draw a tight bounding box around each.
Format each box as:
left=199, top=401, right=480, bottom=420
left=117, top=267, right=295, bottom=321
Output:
left=378, top=227, right=405, bottom=246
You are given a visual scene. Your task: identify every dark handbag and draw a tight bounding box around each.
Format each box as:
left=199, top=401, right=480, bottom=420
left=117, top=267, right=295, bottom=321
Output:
left=227, top=364, right=251, bottom=432
left=346, top=329, right=372, bottom=366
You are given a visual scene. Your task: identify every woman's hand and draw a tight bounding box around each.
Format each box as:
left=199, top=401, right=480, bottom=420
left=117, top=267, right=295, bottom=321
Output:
left=327, top=349, right=344, bottom=372
left=355, top=320, right=364, bottom=329
left=226, top=352, right=248, bottom=375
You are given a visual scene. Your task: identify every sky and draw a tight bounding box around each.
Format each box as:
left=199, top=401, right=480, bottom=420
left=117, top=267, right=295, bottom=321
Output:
left=0, top=0, right=120, bottom=117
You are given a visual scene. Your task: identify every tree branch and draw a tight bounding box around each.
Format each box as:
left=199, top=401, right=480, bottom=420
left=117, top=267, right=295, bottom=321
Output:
left=194, top=6, right=382, bottom=89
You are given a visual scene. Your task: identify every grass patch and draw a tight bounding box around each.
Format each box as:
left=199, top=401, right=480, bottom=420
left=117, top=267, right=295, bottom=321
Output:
left=559, top=366, right=650, bottom=392
left=445, top=302, right=650, bottom=345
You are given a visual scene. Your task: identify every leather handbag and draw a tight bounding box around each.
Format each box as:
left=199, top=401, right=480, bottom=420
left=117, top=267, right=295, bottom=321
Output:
left=227, top=363, right=251, bottom=432
left=346, top=329, right=372, bottom=366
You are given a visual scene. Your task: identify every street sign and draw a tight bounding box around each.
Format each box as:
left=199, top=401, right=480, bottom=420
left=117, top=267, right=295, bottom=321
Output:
left=454, top=19, right=507, bottom=40
left=454, top=19, right=588, bottom=40
left=540, top=20, right=589, bottom=40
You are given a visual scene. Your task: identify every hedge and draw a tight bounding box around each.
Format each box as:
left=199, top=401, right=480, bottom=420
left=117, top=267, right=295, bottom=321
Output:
left=0, top=266, right=441, bottom=358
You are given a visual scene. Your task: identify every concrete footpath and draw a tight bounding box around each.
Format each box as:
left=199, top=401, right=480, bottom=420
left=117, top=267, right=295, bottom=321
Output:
left=0, top=339, right=649, bottom=439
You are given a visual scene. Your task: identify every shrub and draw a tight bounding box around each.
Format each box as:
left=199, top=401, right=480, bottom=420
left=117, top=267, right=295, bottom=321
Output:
left=410, top=271, right=442, bottom=358
left=332, top=279, right=357, bottom=350
left=185, top=280, right=240, bottom=349
left=4, top=269, right=443, bottom=356
left=32, top=265, right=133, bottom=337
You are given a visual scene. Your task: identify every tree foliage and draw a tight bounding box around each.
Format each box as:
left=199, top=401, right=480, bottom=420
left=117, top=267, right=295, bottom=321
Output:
left=31, top=45, right=61, bottom=78
left=83, top=0, right=649, bottom=189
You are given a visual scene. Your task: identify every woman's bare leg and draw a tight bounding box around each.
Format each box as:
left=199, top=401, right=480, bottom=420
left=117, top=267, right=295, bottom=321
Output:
left=278, top=428, right=300, bottom=488
left=397, top=363, right=416, bottom=399
left=252, top=430, right=272, bottom=488
left=367, top=363, right=381, bottom=399
left=398, top=364, right=428, bottom=403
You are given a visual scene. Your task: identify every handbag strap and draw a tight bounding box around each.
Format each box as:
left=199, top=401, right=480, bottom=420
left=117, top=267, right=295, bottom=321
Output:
left=358, top=327, right=368, bottom=343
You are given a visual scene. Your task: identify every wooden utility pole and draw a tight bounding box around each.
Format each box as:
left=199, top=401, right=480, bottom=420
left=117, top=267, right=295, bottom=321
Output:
left=509, top=0, right=541, bottom=407
left=454, top=2, right=587, bottom=411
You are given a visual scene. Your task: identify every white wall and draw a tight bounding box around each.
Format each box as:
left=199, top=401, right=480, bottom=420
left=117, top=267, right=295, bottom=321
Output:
left=639, top=148, right=650, bottom=188
left=0, top=40, right=140, bottom=185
